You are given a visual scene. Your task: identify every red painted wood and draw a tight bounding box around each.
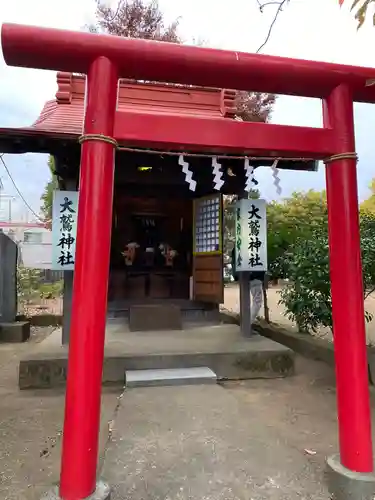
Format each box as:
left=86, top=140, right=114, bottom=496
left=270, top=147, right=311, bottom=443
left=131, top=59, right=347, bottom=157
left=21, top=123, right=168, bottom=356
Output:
left=3, top=23, right=375, bottom=103
left=31, top=73, right=227, bottom=135
left=114, top=111, right=336, bottom=158
left=27, top=70, right=335, bottom=157
left=59, top=56, right=118, bottom=499
left=324, top=85, right=373, bottom=473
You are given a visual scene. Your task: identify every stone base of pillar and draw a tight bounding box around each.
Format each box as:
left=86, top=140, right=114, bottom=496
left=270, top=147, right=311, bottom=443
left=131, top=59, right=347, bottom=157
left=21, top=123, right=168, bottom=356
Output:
left=326, top=454, right=375, bottom=500
left=41, top=481, right=110, bottom=499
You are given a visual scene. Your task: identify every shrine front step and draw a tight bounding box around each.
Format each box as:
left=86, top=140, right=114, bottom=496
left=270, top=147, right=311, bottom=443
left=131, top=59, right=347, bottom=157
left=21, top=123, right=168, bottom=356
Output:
left=129, top=304, right=182, bottom=331
left=107, top=300, right=221, bottom=325
left=18, top=347, right=295, bottom=389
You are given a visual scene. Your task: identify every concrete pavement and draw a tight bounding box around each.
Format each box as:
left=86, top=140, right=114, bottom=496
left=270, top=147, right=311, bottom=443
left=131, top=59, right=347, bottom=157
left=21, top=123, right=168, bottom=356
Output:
left=102, top=357, right=338, bottom=499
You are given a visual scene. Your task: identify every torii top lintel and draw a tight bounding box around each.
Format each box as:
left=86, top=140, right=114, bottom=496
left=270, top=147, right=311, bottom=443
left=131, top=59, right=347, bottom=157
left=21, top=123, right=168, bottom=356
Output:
left=2, top=23, right=375, bottom=104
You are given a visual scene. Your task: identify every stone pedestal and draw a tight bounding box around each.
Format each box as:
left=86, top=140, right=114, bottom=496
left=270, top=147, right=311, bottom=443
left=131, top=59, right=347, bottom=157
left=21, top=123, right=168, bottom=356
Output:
left=41, top=481, right=110, bottom=499
left=0, top=321, right=30, bottom=343
left=326, top=454, right=375, bottom=500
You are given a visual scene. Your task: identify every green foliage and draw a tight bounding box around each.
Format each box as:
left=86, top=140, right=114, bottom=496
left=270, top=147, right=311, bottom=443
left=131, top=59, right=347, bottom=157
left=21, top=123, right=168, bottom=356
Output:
left=38, top=281, right=64, bottom=300
left=40, top=156, right=58, bottom=223
left=17, top=267, right=43, bottom=306
left=278, top=212, right=375, bottom=334
left=267, top=190, right=327, bottom=279
left=278, top=230, right=332, bottom=333
left=360, top=178, right=375, bottom=214
left=17, top=267, right=63, bottom=314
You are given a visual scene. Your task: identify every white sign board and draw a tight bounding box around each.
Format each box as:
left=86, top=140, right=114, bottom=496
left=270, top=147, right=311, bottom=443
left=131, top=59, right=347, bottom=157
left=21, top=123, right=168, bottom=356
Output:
left=234, top=198, right=267, bottom=272
left=52, top=191, right=79, bottom=271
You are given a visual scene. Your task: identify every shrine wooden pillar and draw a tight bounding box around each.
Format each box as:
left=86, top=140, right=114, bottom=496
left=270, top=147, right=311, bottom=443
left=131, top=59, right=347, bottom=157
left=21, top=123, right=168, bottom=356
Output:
left=59, top=57, right=118, bottom=499
left=323, top=84, right=373, bottom=473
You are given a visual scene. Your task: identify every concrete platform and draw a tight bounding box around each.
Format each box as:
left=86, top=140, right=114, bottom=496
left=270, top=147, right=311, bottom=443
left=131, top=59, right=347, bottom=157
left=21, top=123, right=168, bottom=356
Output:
left=19, top=322, right=295, bottom=389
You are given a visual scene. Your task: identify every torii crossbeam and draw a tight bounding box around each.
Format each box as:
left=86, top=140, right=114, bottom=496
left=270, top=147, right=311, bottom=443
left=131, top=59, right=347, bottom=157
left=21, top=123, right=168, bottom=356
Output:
left=2, top=22, right=374, bottom=500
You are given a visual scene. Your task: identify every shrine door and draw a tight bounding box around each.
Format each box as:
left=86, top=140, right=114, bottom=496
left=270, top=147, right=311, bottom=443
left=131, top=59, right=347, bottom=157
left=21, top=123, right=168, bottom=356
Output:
left=192, top=194, right=224, bottom=303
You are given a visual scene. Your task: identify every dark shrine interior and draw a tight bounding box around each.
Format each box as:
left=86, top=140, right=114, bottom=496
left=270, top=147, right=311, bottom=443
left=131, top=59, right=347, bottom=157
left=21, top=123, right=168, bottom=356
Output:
left=17, top=137, right=316, bottom=304
left=53, top=149, right=252, bottom=303
left=109, top=151, right=247, bottom=302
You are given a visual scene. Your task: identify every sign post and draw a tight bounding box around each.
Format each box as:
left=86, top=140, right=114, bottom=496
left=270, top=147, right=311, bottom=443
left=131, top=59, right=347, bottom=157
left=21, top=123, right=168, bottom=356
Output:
left=235, top=198, right=267, bottom=336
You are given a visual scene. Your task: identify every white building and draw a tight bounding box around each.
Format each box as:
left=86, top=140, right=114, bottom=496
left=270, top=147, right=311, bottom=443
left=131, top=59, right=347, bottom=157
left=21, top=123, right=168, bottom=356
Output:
left=0, top=222, right=52, bottom=269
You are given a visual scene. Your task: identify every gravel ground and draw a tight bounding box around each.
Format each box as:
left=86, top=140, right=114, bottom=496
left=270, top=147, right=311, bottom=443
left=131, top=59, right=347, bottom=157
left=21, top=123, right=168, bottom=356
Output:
left=0, top=327, right=121, bottom=500
left=224, top=284, right=375, bottom=345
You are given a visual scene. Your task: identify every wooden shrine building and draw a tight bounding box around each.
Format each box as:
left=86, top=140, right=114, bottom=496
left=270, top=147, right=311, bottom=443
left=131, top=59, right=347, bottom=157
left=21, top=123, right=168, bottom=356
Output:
left=0, top=72, right=317, bottom=334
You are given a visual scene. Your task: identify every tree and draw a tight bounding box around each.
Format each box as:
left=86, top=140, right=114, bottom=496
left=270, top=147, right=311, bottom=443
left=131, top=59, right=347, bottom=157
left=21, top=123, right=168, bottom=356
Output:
left=89, top=0, right=180, bottom=42
left=278, top=211, right=375, bottom=333
left=90, top=0, right=276, bottom=121
left=266, top=190, right=327, bottom=279
left=339, top=0, right=375, bottom=28
left=89, top=0, right=276, bottom=252
left=234, top=92, right=275, bottom=122
left=40, top=156, right=58, bottom=223
left=39, top=0, right=276, bottom=235
left=360, top=178, right=375, bottom=214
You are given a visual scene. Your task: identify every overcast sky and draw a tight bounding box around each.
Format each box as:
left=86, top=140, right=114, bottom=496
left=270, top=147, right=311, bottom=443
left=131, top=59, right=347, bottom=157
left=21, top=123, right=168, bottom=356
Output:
left=0, top=0, right=374, bottom=219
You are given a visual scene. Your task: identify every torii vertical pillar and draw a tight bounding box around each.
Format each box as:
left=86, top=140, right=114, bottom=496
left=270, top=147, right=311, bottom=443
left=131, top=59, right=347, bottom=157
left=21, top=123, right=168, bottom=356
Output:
left=324, top=84, right=374, bottom=497
left=59, top=57, right=118, bottom=500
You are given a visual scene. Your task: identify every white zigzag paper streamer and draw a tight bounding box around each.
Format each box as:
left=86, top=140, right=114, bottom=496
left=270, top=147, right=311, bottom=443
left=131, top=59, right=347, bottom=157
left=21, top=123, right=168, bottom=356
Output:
left=271, top=159, right=282, bottom=195
left=212, top=157, right=224, bottom=191
left=244, top=158, right=254, bottom=192
left=178, top=155, right=196, bottom=191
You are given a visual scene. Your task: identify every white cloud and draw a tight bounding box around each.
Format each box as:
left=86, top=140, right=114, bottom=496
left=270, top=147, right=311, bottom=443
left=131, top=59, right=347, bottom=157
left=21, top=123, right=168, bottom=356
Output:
left=0, top=0, right=374, bottom=212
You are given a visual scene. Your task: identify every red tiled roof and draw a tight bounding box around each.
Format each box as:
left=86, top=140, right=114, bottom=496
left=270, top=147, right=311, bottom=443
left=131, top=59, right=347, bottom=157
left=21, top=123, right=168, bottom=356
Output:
left=31, top=73, right=236, bottom=135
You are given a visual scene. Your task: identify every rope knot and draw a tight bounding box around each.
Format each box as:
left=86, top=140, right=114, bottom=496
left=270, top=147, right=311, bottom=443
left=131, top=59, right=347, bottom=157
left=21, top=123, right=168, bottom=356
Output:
left=324, top=152, right=358, bottom=164
left=78, top=134, right=118, bottom=148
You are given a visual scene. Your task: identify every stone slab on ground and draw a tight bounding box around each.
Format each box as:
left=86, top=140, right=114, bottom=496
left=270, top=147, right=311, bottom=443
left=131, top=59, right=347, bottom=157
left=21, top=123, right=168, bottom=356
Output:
left=125, top=367, right=217, bottom=388
left=18, top=324, right=294, bottom=389
left=102, top=382, right=331, bottom=499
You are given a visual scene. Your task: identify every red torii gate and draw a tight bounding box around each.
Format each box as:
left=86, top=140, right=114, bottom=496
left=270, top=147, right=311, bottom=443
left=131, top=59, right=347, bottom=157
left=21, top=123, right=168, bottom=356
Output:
left=2, top=23, right=375, bottom=500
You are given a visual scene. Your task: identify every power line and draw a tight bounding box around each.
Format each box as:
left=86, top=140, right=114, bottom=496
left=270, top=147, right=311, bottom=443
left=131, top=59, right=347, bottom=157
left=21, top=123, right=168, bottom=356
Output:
left=256, top=0, right=290, bottom=53
left=0, top=154, right=44, bottom=223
